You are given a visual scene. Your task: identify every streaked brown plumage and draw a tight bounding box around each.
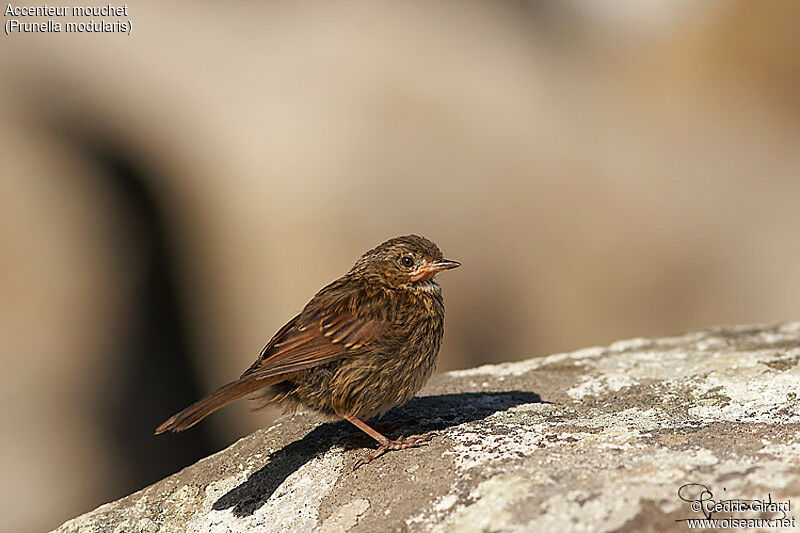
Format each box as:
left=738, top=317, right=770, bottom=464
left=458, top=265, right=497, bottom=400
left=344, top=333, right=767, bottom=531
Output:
left=155, top=235, right=459, bottom=466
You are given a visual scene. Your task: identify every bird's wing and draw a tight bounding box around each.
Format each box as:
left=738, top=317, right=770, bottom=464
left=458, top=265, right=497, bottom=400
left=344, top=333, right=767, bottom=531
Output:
left=241, top=287, right=392, bottom=379
left=155, top=280, right=392, bottom=434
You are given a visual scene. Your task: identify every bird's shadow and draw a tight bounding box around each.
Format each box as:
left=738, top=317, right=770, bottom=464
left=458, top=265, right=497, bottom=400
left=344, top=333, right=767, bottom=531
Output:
left=212, top=390, right=542, bottom=517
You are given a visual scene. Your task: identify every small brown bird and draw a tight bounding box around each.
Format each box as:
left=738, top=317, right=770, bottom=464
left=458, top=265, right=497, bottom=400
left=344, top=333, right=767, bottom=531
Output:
left=156, top=235, right=459, bottom=466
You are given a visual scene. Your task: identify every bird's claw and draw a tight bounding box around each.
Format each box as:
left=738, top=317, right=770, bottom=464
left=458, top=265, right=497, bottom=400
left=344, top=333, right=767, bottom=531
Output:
left=353, top=433, right=433, bottom=470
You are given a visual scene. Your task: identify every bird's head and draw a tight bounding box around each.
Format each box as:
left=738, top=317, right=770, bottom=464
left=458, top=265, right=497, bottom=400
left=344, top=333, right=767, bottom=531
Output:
left=353, top=235, right=460, bottom=291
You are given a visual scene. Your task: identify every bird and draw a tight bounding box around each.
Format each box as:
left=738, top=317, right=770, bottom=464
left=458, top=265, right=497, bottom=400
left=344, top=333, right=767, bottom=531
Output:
left=155, top=234, right=460, bottom=467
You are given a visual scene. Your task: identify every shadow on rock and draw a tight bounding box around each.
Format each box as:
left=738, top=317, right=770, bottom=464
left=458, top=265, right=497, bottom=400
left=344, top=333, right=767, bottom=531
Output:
left=213, top=390, right=542, bottom=517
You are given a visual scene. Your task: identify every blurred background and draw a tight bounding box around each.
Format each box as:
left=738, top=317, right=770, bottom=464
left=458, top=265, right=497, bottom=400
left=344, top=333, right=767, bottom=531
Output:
left=2, top=0, right=799, bottom=530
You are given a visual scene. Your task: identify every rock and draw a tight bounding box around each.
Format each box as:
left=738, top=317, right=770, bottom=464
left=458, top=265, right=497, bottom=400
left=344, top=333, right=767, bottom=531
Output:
left=54, top=323, right=800, bottom=532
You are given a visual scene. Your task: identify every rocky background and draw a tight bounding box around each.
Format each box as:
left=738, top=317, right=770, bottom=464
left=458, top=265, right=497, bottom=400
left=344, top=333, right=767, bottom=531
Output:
left=56, top=323, right=800, bottom=532
left=3, top=1, right=800, bottom=531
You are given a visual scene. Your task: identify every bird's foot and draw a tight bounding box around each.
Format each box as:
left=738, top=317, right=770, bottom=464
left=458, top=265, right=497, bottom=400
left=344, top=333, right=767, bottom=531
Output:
left=353, top=433, right=432, bottom=470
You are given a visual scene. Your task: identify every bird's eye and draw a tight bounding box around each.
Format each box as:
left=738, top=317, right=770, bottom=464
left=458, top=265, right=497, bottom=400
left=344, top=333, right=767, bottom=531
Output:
left=400, top=255, right=415, bottom=269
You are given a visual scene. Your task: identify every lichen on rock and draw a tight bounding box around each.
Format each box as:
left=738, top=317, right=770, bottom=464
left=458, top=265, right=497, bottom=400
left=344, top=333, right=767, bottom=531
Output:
left=55, top=323, right=800, bottom=532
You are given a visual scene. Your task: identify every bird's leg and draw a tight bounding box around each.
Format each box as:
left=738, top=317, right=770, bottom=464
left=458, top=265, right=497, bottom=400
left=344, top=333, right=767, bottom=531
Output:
left=339, top=413, right=432, bottom=469
left=344, top=418, right=408, bottom=438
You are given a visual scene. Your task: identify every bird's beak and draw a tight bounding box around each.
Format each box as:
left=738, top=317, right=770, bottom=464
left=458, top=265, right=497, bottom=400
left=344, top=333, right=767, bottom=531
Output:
left=409, top=259, right=461, bottom=281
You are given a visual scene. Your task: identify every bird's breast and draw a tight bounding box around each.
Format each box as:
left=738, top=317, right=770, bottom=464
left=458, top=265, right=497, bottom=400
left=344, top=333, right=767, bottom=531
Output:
left=325, top=295, right=445, bottom=418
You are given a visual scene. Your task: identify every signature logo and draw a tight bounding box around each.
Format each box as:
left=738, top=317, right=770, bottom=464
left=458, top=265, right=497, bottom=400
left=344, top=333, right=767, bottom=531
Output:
left=676, top=483, right=794, bottom=529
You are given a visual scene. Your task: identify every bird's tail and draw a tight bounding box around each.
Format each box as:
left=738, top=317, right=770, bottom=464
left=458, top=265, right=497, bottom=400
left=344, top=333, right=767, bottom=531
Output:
left=155, top=375, right=280, bottom=434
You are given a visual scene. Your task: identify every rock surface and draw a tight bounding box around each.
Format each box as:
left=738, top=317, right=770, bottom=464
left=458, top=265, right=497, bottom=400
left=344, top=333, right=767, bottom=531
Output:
left=55, top=323, right=800, bottom=532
